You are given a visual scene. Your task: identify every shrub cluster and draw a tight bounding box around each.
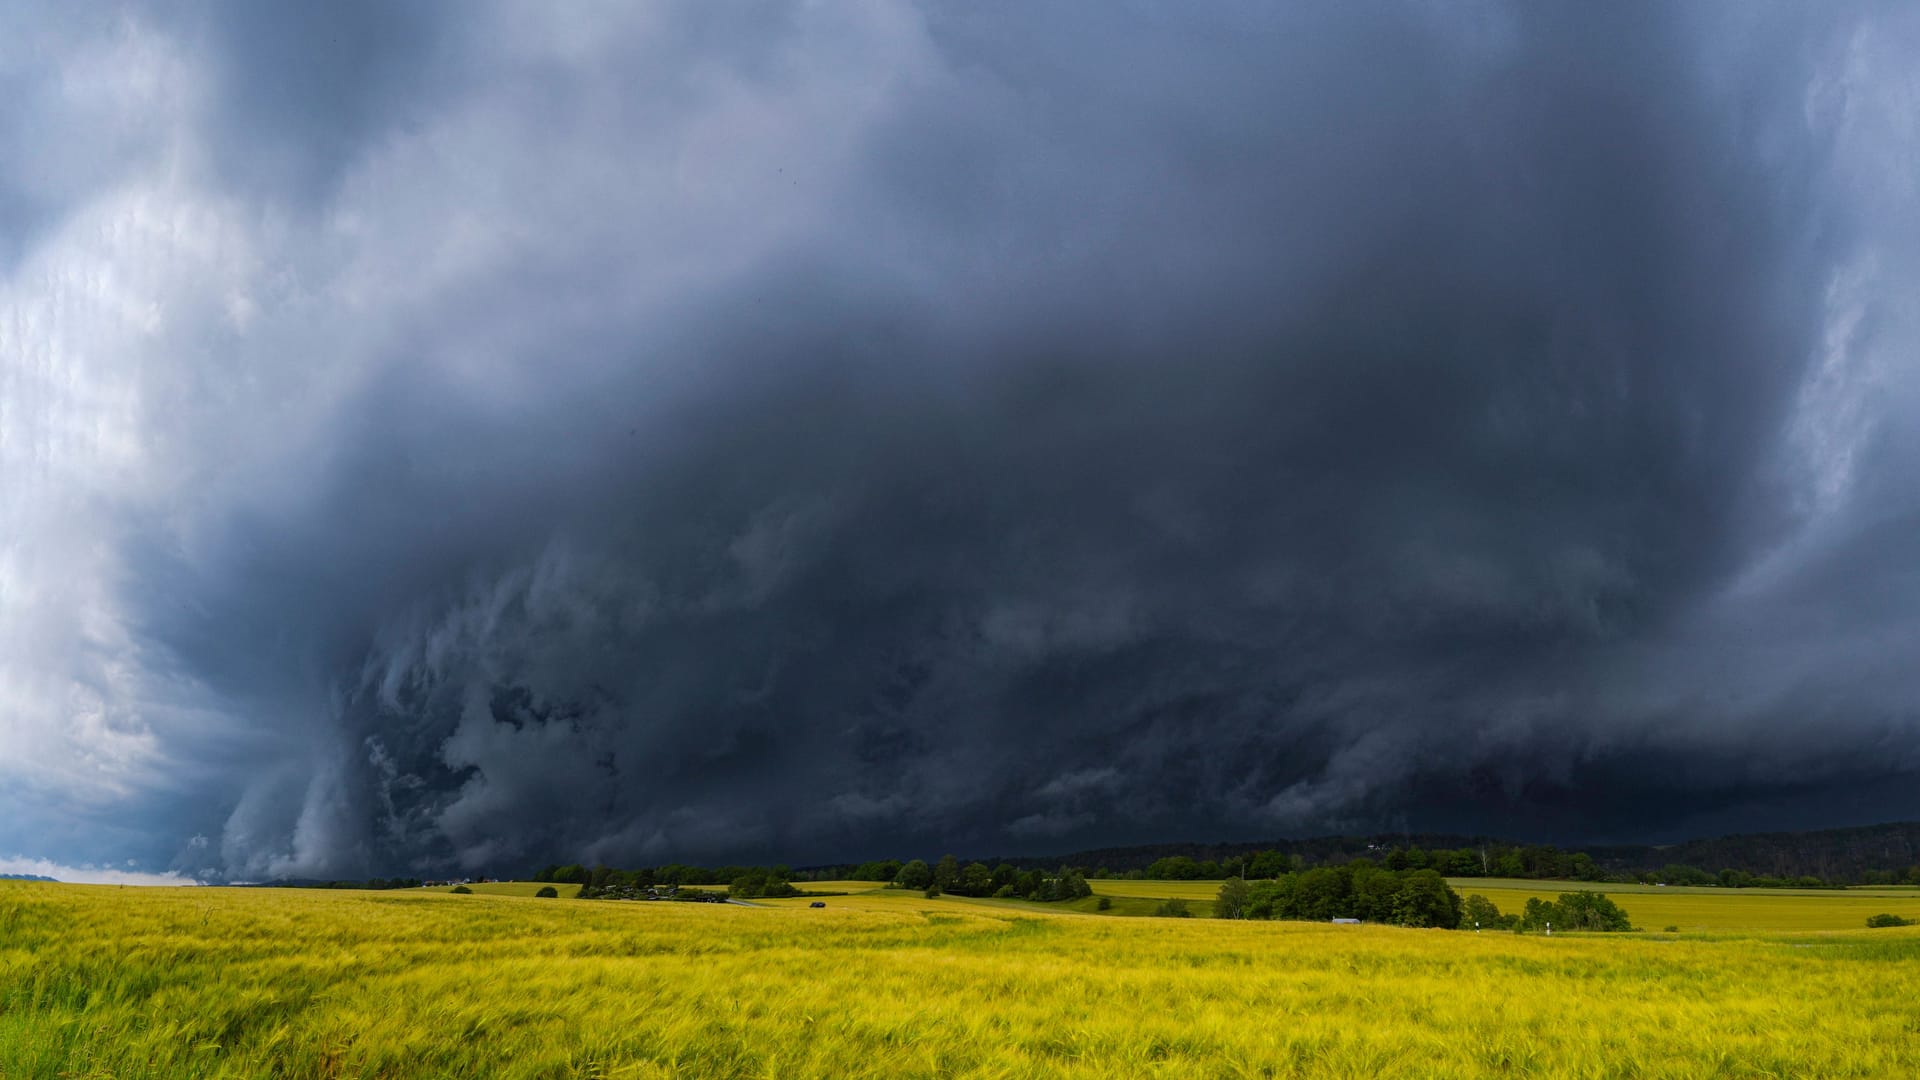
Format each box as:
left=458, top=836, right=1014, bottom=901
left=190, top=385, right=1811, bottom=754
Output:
left=727, top=870, right=802, bottom=900
left=1517, top=891, right=1633, bottom=932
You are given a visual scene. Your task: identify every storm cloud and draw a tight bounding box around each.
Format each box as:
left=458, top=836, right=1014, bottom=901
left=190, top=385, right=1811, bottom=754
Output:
left=4, top=2, right=1919, bottom=880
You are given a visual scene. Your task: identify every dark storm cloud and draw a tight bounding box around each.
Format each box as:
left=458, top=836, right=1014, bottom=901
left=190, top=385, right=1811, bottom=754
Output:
left=6, top=2, right=1917, bottom=879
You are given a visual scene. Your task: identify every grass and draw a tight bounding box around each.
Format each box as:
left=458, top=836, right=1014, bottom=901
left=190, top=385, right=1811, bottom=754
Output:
left=6, top=879, right=1920, bottom=1077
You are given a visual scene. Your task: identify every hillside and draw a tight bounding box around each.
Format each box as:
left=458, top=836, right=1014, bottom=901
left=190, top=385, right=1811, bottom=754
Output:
left=919, top=822, right=1920, bottom=883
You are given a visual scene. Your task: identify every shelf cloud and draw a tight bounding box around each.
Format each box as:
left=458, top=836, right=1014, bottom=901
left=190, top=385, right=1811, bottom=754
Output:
left=3, top=2, right=1918, bottom=880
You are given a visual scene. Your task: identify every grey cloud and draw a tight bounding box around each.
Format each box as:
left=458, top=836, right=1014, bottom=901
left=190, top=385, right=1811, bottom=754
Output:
left=3, top=2, right=1918, bottom=879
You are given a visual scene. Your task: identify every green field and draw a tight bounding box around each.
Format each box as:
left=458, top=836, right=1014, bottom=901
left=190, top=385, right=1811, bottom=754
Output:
left=6, top=879, right=1920, bottom=1077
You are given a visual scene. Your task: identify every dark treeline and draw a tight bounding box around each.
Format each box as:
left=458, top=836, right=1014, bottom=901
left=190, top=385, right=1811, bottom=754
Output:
left=887, top=856, right=1092, bottom=902
left=1141, top=844, right=1605, bottom=881
left=1587, top=822, right=1920, bottom=885
left=1008, top=822, right=1920, bottom=886
left=1139, top=846, right=1844, bottom=888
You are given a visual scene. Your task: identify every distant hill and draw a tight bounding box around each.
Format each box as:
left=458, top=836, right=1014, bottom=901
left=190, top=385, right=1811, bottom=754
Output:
left=1026, top=833, right=1488, bottom=874
left=961, top=822, right=1920, bottom=882
left=0, top=874, right=58, bottom=882
left=1585, top=822, right=1920, bottom=882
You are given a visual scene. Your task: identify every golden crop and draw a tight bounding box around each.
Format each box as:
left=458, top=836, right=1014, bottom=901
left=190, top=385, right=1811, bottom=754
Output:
left=4, top=880, right=1919, bottom=1078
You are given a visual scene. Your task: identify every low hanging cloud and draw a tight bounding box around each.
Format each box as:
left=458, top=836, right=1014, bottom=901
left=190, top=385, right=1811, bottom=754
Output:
left=3, top=2, right=1919, bottom=881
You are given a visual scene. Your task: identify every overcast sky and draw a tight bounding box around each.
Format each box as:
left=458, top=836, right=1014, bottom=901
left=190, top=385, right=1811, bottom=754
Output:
left=3, top=2, right=1918, bottom=882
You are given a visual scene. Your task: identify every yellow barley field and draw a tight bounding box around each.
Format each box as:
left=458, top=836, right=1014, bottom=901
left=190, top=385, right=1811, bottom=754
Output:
left=4, top=880, right=1920, bottom=1078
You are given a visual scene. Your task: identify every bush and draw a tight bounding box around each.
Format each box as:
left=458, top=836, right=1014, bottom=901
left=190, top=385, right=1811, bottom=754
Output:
left=1459, top=894, right=1516, bottom=931
left=1096, top=896, right=1112, bottom=911
left=1520, top=891, right=1632, bottom=932
left=1153, top=899, right=1191, bottom=918
left=1215, top=878, right=1251, bottom=919
left=535, top=886, right=559, bottom=898
left=1866, top=913, right=1911, bottom=928
left=1663, top=925, right=1680, bottom=933
left=449, top=885, right=472, bottom=894
left=728, top=870, right=802, bottom=899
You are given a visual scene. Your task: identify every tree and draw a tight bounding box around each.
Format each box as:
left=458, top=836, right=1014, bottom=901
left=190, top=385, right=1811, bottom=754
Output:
left=934, top=855, right=961, bottom=894
left=1521, top=897, right=1554, bottom=931
left=1215, top=877, right=1252, bottom=919
left=1146, top=856, right=1203, bottom=880
left=1459, top=893, right=1508, bottom=930
left=960, top=862, right=994, bottom=897
left=1551, top=891, right=1632, bottom=931
left=1055, top=868, right=1092, bottom=900
left=1388, top=870, right=1461, bottom=929
left=1016, top=869, right=1045, bottom=899
left=851, top=859, right=902, bottom=883
left=1248, top=850, right=1290, bottom=879
left=535, top=886, right=559, bottom=898
left=1866, top=913, right=1911, bottom=928
left=1291, top=867, right=1350, bottom=921
left=1521, top=891, right=1632, bottom=932
left=450, top=885, right=472, bottom=894
left=1350, top=866, right=1401, bottom=923
left=894, top=860, right=932, bottom=890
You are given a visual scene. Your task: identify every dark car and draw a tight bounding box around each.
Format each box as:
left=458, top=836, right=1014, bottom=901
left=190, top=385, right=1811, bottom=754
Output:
left=809, top=901, right=826, bottom=908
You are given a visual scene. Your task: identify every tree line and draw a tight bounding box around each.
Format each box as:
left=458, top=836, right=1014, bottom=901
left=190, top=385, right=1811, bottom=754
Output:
left=887, top=856, right=1092, bottom=902
left=1211, top=863, right=1634, bottom=932
left=1211, top=866, right=1464, bottom=927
